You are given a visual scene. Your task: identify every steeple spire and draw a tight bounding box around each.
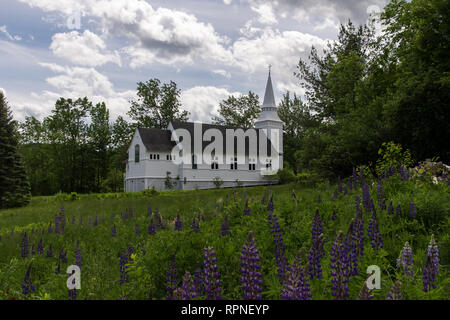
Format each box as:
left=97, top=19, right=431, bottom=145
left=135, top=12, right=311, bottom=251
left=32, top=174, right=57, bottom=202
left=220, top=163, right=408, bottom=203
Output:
left=262, top=67, right=276, bottom=108
left=255, top=68, right=283, bottom=128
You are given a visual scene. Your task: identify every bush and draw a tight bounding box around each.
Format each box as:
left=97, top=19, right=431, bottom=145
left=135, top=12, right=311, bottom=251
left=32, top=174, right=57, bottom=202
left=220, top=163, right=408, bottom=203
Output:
left=213, top=177, right=224, bottom=188
left=276, top=168, right=296, bottom=184
left=376, top=141, right=414, bottom=176
left=295, top=171, right=324, bottom=186
left=140, top=187, right=159, bottom=197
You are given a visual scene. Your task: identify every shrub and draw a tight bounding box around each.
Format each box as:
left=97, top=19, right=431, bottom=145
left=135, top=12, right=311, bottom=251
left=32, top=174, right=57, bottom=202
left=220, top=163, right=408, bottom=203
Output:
left=213, top=177, right=224, bottom=188
left=376, top=142, right=414, bottom=176
left=276, top=168, right=296, bottom=184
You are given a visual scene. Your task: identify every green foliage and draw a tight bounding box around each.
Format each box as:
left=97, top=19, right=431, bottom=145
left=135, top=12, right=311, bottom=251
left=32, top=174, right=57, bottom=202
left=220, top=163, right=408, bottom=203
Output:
left=0, top=92, right=31, bottom=208
left=212, top=91, right=260, bottom=128
left=276, top=168, right=296, bottom=184
left=376, top=142, right=414, bottom=175
left=212, top=176, right=224, bottom=188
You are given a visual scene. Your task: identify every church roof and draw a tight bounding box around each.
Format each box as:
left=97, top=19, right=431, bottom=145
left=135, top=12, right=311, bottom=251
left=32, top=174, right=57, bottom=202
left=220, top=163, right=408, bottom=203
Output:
left=137, top=127, right=175, bottom=152
left=262, top=70, right=276, bottom=108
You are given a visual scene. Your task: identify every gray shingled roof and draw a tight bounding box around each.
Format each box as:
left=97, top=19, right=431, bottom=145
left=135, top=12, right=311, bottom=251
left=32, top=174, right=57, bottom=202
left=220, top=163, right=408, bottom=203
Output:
left=137, top=127, right=176, bottom=152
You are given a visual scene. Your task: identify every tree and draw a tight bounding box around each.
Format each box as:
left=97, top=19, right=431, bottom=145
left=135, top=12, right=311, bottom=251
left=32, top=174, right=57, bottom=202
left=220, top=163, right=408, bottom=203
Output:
left=212, top=91, right=260, bottom=128
left=128, top=79, right=189, bottom=129
left=0, top=91, right=31, bottom=208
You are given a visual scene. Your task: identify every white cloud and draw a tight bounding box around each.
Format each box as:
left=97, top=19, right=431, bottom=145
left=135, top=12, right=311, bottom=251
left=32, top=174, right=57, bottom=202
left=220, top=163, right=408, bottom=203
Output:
left=181, top=86, right=241, bottom=123
left=223, top=0, right=233, bottom=5
left=0, top=25, right=22, bottom=41
left=212, top=69, right=231, bottom=79
left=250, top=3, right=278, bottom=25
left=50, top=30, right=121, bottom=67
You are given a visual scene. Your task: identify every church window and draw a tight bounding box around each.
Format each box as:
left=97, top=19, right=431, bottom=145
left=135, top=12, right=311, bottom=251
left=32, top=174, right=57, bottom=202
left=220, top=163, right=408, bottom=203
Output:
left=135, top=145, right=140, bottom=163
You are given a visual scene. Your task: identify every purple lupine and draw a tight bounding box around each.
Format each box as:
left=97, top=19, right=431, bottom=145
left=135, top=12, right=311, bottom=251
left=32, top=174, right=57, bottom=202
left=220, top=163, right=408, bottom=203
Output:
left=191, top=218, right=200, bottom=233
left=423, top=234, right=440, bottom=292
left=174, top=213, right=182, bottom=231
left=356, top=277, right=374, bottom=300
left=368, top=202, right=383, bottom=249
left=37, top=238, right=44, bottom=255
left=348, top=178, right=353, bottom=191
left=388, top=201, right=394, bottom=215
left=331, top=210, right=337, bottom=221
left=354, top=195, right=360, bottom=213
left=135, top=223, right=140, bottom=235
left=354, top=207, right=365, bottom=257
left=396, top=204, right=402, bottom=215
left=267, top=195, right=274, bottom=213
left=397, top=241, right=414, bottom=278
left=352, top=167, right=358, bottom=188
left=94, top=213, right=98, bottom=226
left=333, top=189, right=338, bottom=200
left=21, top=262, right=35, bottom=295
left=307, top=235, right=323, bottom=280
left=74, top=242, right=82, bottom=272
left=165, top=255, right=178, bottom=299
left=281, top=250, right=312, bottom=300
left=59, top=248, right=67, bottom=263
left=337, top=176, right=342, bottom=193
left=330, top=231, right=350, bottom=300
left=46, top=244, right=53, bottom=257
left=21, top=232, right=29, bottom=258
left=243, top=199, right=251, bottom=216
left=388, top=166, right=395, bottom=177
left=181, top=271, right=197, bottom=300
left=194, top=266, right=204, bottom=296
left=155, top=210, right=166, bottom=229
left=386, top=280, right=402, bottom=300
left=221, top=217, right=229, bottom=236
left=112, top=224, right=117, bottom=237
left=311, top=210, right=323, bottom=248
left=362, top=183, right=371, bottom=212
left=409, top=201, right=416, bottom=219
left=240, top=231, right=263, bottom=300
left=268, top=212, right=290, bottom=283
left=148, top=218, right=156, bottom=235
left=203, top=247, right=221, bottom=300
left=119, top=249, right=129, bottom=284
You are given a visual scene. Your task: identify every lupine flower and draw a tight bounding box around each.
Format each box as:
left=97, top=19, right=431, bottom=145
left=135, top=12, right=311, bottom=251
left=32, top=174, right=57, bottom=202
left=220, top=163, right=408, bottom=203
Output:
left=337, top=176, right=342, bottom=193
left=311, top=210, right=323, bottom=248
left=240, top=231, right=263, bottom=300
left=165, top=255, right=178, bottom=299
left=388, top=201, right=394, bottom=215
left=174, top=214, right=182, bottom=231
left=307, top=234, right=323, bottom=280
left=355, top=195, right=360, bottom=212
left=21, top=232, right=29, bottom=258
left=397, top=241, right=414, bottom=278
left=119, top=249, right=129, bottom=284
left=181, top=271, right=197, bottom=300
left=203, top=247, right=221, bottom=300
left=396, top=205, right=402, bottom=215
left=46, top=244, right=53, bottom=257
left=281, top=250, right=311, bottom=300
left=94, top=214, right=98, bottom=226
left=194, top=266, right=204, bottom=296
left=331, top=210, right=337, bottom=221
left=368, top=201, right=383, bottom=249
left=135, top=223, right=140, bottom=236
left=148, top=218, right=156, bottom=235
left=354, top=207, right=365, bottom=257
left=362, top=183, right=371, bottom=212
left=243, top=200, right=251, bottom=216
left=352, top=167, right=358, bottom=187
left=155, top=210, right=166, bottom=229
left=423, top=234, right=440, bottom=292
left=409, top=201, right=416, bottom=219
left=74, top=242, right=82, bottom=272
left=388, top=166, right=395, bottom=177
left=37, top=238, right=44, bottom=255
left=112, top=224, right=117, bottom=237
left=128, top=245, right=134, bottom=257
left=221, top=217, right=229, bottom=236
left=21, top=262, right=35, bottom=295
left=356, top=277, right=374, bottom=300
left=345, top=221, right=359, bottom=276
left=68, top=288, right=77, bottom=300
left=317, top=194, right=322, bottom=203
left=386, top=280, right=402, bottom=300
left=59, top=248, right=67, bottom=264
left=330, top=231, right=350, bottom=300
left=191, top=218, right=200, bottom=233
left=333, top=189, right=338, bottom=200
left=268, top=212, right=290, bottom=283
left=267, top=195, right=274, bottom=213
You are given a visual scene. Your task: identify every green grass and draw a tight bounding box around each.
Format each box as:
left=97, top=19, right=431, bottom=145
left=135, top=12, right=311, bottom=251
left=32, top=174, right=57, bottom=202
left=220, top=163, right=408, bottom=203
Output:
left=0, top=177, right=449, bottom=300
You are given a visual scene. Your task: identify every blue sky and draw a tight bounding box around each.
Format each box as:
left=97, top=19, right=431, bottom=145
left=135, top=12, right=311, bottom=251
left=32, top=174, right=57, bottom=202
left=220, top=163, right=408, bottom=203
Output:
left=0, top=0, right=388, bottom=123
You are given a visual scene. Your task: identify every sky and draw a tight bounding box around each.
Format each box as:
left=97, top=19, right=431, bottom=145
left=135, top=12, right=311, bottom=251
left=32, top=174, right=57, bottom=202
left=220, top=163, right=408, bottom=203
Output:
left=0, top=0, right=389, bottom=124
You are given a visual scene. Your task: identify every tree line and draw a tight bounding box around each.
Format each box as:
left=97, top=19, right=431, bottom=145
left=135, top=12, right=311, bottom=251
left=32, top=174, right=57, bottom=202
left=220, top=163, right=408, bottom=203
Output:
left=1, top=0, right=448, bottom=204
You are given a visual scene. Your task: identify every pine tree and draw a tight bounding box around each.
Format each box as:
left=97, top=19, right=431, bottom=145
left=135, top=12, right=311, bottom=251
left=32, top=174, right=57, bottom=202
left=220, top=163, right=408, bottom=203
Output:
left=0, top=91, right=31, bottom=208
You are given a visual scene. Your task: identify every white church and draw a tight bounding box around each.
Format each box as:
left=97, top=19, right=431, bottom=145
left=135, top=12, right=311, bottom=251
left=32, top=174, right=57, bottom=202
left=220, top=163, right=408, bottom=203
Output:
left=124, top=71, right=284, bottom=192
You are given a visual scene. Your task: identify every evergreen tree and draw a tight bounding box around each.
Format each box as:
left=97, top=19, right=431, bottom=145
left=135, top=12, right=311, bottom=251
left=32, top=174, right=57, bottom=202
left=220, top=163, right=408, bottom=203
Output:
left=0, top=91, right=31, bottom=208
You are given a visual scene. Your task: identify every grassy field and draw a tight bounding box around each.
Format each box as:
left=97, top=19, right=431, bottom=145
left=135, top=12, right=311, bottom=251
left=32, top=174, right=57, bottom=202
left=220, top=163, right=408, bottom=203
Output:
left=0, top=175, right=449, bottom=300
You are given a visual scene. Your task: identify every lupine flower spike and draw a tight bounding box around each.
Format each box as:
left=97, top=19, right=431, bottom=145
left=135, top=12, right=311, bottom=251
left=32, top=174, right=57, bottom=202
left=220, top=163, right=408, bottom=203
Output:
left=281, top=250, right=311, bottom=300
left=181, top=271, right=197, bottom=300
left=165, top=255, right=178, bottom=299
left=22, top=262, right=35, bottom=295
left=423, top=234, right=440, bottom=292
left=386, top=281, right=402, bottom=300
left=397, top=241, right=414, bottom=278
left=240, top=231, right=263, bottom=300
left=330, top=231, right=350, bottom=300
left=203, top=247, right=221, bottom=300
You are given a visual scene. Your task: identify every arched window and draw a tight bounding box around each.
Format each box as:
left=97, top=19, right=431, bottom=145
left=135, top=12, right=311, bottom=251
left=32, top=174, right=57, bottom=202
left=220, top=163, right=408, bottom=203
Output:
left=135, top=144, right=140, bottom=163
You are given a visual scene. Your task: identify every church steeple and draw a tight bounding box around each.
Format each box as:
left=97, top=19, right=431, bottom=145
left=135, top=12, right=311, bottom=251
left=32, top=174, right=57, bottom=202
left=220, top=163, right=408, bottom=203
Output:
left=255, top=67, right=283, bottom=128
